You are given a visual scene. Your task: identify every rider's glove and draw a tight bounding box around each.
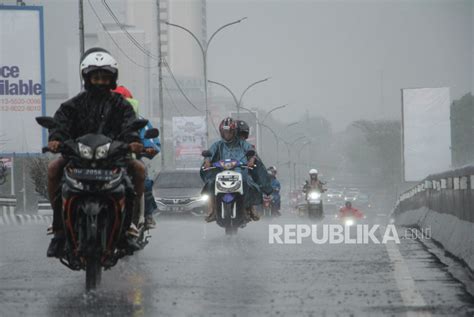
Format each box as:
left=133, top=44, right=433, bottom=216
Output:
left=203, top=160, right=212, bottom=169
left=247, top=156, right=256, bottom=168
left=48, top=141, right=61, bottom=153
left=129, top=142, right=144, bottom=154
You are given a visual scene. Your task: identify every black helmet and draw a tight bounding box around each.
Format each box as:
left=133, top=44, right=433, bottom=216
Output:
left=237, top=120, right=250, bottom=140
left=345, top=201, right=352, bottom=208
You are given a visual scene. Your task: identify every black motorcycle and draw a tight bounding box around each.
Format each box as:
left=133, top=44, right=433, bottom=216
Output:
left=36, top=116, right=158, bottom=290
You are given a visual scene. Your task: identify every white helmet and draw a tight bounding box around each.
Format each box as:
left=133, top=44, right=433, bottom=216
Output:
left=80, top=48, right=118, bottom=89
left=81, top=50, right=117, bottom=76
left=309, top=169, right=318, bottom=175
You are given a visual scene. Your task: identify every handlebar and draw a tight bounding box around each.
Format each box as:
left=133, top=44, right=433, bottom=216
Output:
left=202, top=163, right=256, bottom=172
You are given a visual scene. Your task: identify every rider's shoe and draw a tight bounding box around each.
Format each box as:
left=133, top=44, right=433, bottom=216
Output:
left=248, top=206, right=260, bottom=221
left=145, top=215, right=156, bottom=229
left=205, top=208, right=216, bottom=222
left=46, top=232, right=65, bottom=257
left=127, top=223, right=140, bottom=238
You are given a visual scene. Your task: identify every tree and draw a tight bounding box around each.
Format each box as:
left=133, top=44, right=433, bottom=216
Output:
left=351, top=120, right=402, bottom=186
left=28, top=157, right=50, bottom=199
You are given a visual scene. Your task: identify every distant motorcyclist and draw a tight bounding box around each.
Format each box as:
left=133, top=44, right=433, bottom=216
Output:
left=45, top=48, right=145, bottom=257
left=339, top=201, right=364, bottom=219
left=303, top=169, right=325, bottom=195
left=267, top=166, right=282, bottom=216
left=201, top=117, right=272, bottom=222
left=112, top=85, right=161, bottom=229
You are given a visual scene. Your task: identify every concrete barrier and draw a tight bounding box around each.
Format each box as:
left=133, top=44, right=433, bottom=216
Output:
left=0, top=195, right=52, bottom=226
left=392, top=165, right=474, bottom=270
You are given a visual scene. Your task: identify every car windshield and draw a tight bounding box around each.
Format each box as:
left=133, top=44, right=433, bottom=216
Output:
left=156, top=172, right=203, bottom=188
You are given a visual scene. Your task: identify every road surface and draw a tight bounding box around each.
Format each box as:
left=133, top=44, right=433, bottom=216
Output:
left=0, top=212, right=473, bottom=316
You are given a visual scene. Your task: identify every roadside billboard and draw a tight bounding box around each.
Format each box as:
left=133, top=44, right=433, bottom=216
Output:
left=172, top=116, right=207, bottom=169
left=0, top=6, right=46, bottom=155
left=401, top=87, right=451, bottom=182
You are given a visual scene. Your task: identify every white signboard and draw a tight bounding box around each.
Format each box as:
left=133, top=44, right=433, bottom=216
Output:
left=0, top=6, right=45, bottom=154
left=172, top=116, right=207, bottom=169
left=402, top=87, right=451, bottom=182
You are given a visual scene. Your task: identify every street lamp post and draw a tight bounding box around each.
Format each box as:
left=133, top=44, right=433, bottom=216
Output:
left=166, top=17, right=247, bottom=145
left=208, top=78, right=270, bottom=119
left=258, top=104, right=287, bottom=156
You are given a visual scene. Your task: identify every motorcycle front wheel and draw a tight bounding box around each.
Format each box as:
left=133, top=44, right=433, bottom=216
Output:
left=85, top=257, right=102, bottom=291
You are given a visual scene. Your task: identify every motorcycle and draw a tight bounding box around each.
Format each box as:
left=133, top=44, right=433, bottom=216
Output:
left=202, top=150, right=255, bottom=235
left=36, top=116, right=158, bottom=291
left=0, top=160, right=6, bottom=185
left=262, top=194, right=273, bottom=217
left=306, top=190, right=324, bottom=219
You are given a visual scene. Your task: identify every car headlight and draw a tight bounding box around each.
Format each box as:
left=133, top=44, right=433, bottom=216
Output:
left=78, top=143, right=93, bottom=160
left=200, top=194, right=210, bottom=201
left=95, top=143, right=111, bottom=160
left=309, top=192, right=321, bottom=200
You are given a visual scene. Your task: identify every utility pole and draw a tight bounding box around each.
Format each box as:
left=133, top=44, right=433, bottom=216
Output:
left=79, top=0, right=85, bottom=56
left=156, top=0, right=165, bottom=169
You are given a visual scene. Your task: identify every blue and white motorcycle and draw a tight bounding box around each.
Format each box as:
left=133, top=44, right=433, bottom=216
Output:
left=202, top=151, right=254, bottom=235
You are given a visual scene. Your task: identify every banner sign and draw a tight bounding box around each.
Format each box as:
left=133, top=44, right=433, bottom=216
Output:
left=402, top=87, right=451, bottom=182
left=172, top=116, right=207, bottom=169
left=0, top=6, right=46, bottom=154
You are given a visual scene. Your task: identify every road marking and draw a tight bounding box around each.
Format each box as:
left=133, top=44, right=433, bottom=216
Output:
left=382, top=226, right=432, bottom=317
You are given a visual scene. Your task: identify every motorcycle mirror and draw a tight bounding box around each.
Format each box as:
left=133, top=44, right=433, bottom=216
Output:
left=35, top=116, right=57, bottom=129
left=129, top=119, right=149, bottom=131
left=201, top=150, right=212, bottom=158
left=144, top=128, right=159, bottom=139
left=246, top=149, right=256, bottom=157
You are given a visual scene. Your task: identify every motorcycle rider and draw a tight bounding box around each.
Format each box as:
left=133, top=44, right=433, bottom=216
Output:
left=46, top=48, right=145, bottom=257
left=237, top=120, right=250, bottom=141
left=201, top=117, right=271, bottom=222
left=339, top=201, right=364, bottom=219
left=267, top=166, right=282, bottom=216
left=303, top=168, right=325, bottom=194
left=112, top=85, right=161, bottom=229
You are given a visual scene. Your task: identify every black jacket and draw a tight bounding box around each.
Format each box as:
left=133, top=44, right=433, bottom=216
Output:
left=49, top=91, right=139, bottom=143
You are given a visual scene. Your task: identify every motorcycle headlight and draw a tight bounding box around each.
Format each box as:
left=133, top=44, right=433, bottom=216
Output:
left=78, top=143, right=93, bottom=160
left=200, top=194, right=210, bottom=202
left=309, top=192, right=321, bottom=200
left=95, top=143, right=111, bottom=160
left=345, top=219, right=355, bottom=226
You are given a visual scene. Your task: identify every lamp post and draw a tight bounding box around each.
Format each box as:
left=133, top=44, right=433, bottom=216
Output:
left=208, top=78, right=270, bottom=119
left=166, top=17, right=247, bottom=145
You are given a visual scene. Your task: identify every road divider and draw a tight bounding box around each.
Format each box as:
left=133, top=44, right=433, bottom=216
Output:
left=392, top=165, right=474, bottom=271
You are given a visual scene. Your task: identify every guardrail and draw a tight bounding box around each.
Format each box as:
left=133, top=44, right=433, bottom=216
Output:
left=37, top=198, right=53, bottom=215
left=392, top=165, right=474, bottom=270
left=393, top=166, right=474, bottom=222
left=0, top=195, right=16, bottom=213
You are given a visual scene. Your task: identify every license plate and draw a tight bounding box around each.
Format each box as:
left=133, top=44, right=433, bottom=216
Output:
left=167, top=206, right=183, bottom=212
left=70, top=168, right=115, bottom=181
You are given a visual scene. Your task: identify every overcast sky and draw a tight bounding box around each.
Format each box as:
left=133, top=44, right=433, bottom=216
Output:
left=206, top=0, right=472, bottom=131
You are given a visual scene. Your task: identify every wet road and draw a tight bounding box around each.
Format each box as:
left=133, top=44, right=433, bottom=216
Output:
left=1, top=212, right=473, bottom=317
